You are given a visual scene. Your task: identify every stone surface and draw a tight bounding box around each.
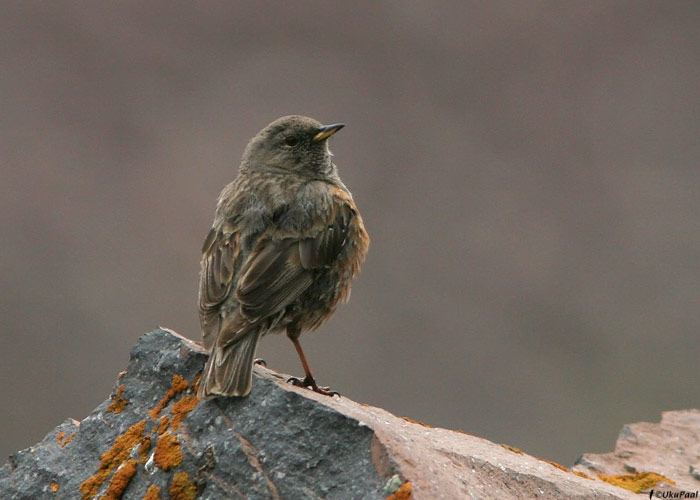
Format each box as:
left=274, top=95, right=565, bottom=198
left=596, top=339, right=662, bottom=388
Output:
left=0, top=328, right=690, bottom=499
left=574, top=409, right=700, bottom=496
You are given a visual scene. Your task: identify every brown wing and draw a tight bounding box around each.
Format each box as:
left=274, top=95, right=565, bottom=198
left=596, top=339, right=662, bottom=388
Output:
left=298, top=202, right=352, bottom=269
left=232, top=200, right=355, bottom=331
left=198, top=227, right=241, bottom=350
left=236, top=238, right=314, bottom=322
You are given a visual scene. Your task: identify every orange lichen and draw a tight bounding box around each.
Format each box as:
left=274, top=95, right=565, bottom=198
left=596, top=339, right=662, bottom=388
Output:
left=149, top=375, right=189, bottom=419
left=540, top=458, right=570, bottom=473
left=573, top=470, right=593, bottom=480
left=101, top=459, right=138, bottom=500
left=157, top=415, right=170, bottom=435
left=154, top=432, right=183, bottom=471
left=171, top=395, right=198, bottom=431
left=62, top=433, right=75, bottom=446
left=401, top=416, right=431, bottom=428
left=57, top=431, right=75, bottom=447
left=169, top=472, right=197, bottom=500
left=598, top=472, right=675, bottom=493
left=138, top=437, right=151, bottom=463
left=501, top=444, right=524, bottom=455
left=107, top=385, right=128, bottom=414
left=385, top=481, right=412, bottom=500
left=142, top=484, right=161, bottom=500
left=50, top=482, right=59, bottom=492
left=191, top=374, right=202, bottom=394
left=454, top=429, right=475, bottom=436
left=79, top=420, right=146, bottom=500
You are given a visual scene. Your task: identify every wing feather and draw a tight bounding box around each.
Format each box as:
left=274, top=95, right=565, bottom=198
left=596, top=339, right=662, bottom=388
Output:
left=198, top=229, right=241, bottom=350
left=237, top=239, right=313, bottom=321
left=298, top=203, right=352, bottom=268
left=235, top=199, right=356, bottom=324
left=200, top=190, right=362, bottom=351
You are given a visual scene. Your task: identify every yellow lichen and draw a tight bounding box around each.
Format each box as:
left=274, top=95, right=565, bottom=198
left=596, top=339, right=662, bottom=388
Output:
left=149, top=375, right=189, bottom=419
left=100, top=459, right=138, bottom=500
left=57, top=431, right=75, bottom=447
left=79, top=420, right=146, bottom=500
left=62, top=433, right=75, bottom=447
left=154, top=432, right=183, bottom=471
left=157, top=415, right=170, bottom=435
left=138, top=437, right=151, bottom=463
left=573, top=470, right=593, bottom=480
left=598, top=472, right=676, bottom=493
left=142, top=484, right=161, bottom=500
left=171, top=395, right=198, bottom=431
left=169, top=472, right=197, bottom=500
left=539, top=458, right=569, bottom=473
left=385, top=481, right=412, bottom=500
left=501, top=444, right=524, bottom=455
left=50, top=482, right=59, bottom=492
left=107, top=385, right=128, bottom=414
left=454, top=429, right=475, bottom=437
left=400, top=416, right=431, bottom=428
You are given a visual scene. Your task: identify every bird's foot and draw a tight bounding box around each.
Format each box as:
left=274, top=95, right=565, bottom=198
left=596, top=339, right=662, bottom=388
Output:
left=253, top=358, right=267, bottom=366
left=287, top=375, right=339, bottom=397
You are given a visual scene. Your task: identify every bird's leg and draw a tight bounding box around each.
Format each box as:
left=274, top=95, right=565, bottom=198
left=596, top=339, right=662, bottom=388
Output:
left=286, top=327, right=338, bottom=397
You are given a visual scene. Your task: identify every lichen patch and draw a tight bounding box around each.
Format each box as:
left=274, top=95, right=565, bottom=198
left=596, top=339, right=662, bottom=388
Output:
left=157, top=415, right=170, bottom=435
left=106, top=385, right=128, bottom=414
left=400, top=416, right=431, bottom=428
left=149, top=375, right=189, bottom=419
left=142, top=484, right=161, bottom=500
left=598, top=472, right=676, bottom=493
left=539, top=458, right=570, bottom=473
left=101, top=459, right=138, bottom=500
left=169, top=472, right=197, bottom=500
left=171, top=395, right=198, bottom=431
left=153, top=432, right=183, bottom=471
left=385, top=481, right=412, bottom=500
left=79, top=420, right=146, bottom=500
left=138, top=437, right=151, bottom=463
left=501, top=444, right=524, bottom=455
left=57, top=431, right=75, bottom=447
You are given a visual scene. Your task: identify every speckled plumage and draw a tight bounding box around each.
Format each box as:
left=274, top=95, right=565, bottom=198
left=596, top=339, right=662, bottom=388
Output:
left=197, top=116, right=369, bottom=398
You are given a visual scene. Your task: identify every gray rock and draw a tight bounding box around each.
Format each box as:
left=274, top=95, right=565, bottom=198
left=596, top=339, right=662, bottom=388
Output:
left=0, top=329, right=657, bottom=499
left=0, top=329, right=394, bottom=500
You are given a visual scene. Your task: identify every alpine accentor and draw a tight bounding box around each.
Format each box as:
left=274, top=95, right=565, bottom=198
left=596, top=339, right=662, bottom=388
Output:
left=197, top=115, right=369, bottom=398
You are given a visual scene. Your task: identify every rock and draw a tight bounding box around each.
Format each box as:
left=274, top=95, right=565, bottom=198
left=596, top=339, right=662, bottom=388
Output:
left=573, top=409, right=700, bottom=496
left=0, top=328, right=683, bottom=499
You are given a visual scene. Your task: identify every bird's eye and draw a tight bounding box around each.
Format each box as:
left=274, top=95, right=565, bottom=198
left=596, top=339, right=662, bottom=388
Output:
left=284, top=136, right=299, bottom=147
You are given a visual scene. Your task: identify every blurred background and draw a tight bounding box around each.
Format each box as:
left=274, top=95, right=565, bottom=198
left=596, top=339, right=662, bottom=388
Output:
left=2, top=1, right=699, bottom=466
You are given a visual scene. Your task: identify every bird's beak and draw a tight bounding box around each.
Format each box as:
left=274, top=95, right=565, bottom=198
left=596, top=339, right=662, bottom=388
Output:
left=312, top=123, right=345, bottom=142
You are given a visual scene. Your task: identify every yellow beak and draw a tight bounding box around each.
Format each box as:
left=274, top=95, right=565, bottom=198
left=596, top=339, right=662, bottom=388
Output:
left=312, top=123, right=345, bottom=142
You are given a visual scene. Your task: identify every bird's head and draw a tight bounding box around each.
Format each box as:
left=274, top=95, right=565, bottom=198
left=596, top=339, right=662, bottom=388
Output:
left=241, top=115, right=344, bottom=177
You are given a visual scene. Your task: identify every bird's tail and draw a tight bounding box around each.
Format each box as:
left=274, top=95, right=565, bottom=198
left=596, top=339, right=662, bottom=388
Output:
left=197, top=329, right=262, bottom=399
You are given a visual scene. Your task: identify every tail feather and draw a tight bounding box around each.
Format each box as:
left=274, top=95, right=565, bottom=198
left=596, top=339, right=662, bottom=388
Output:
left=197, top=329, right=262, bottom=398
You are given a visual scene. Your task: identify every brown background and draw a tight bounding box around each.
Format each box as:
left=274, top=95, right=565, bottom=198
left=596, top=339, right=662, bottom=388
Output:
left=2, top=1, right=699, bottom=465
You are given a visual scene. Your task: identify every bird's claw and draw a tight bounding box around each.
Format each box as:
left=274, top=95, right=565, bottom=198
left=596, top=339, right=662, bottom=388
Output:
left=287, top=375, right=339, bottom=397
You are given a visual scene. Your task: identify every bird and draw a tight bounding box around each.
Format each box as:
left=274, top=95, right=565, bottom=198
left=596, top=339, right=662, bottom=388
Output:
left=196, top=115, right=369, bottom=399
